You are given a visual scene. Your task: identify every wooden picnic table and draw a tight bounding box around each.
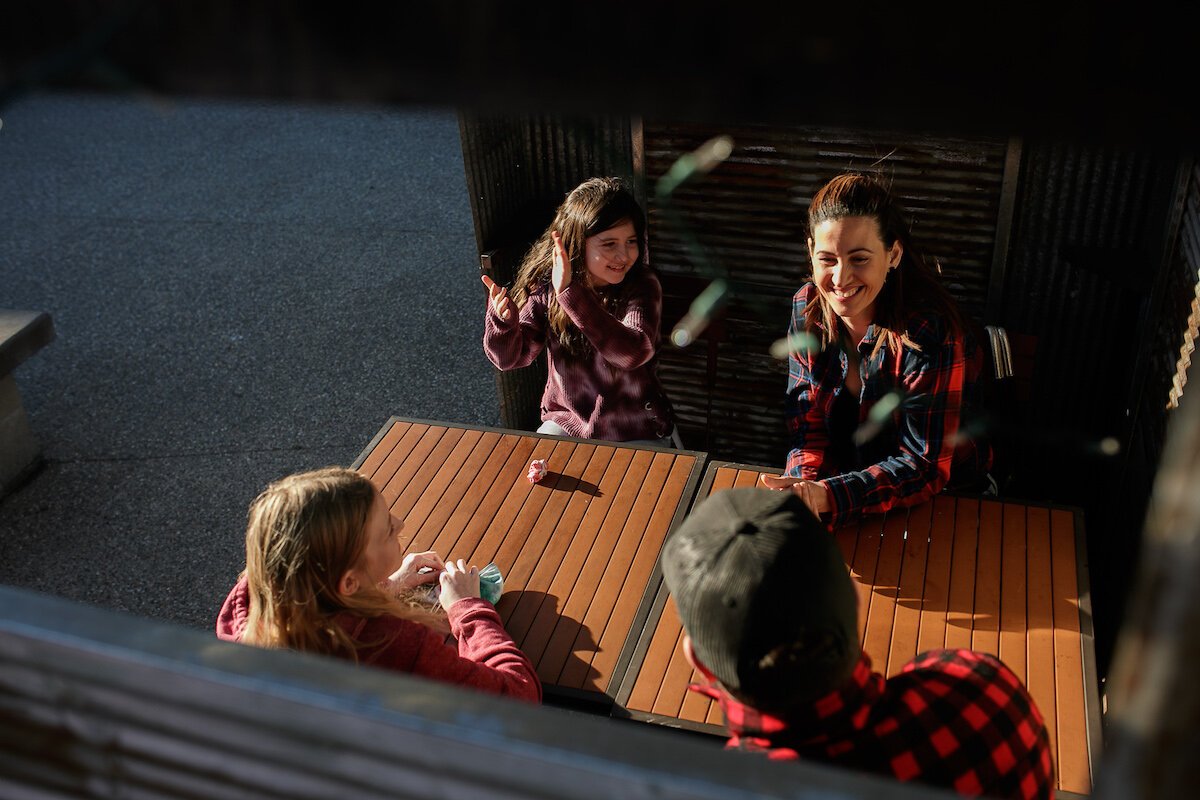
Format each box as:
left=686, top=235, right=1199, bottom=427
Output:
left=615, top=461, right=1103, bottom=799
left=352, top=417, right=707, bottom=708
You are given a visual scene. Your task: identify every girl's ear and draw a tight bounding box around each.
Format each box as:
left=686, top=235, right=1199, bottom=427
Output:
left=337, top=570, right=360, bottom=598
left=682, top=634, right=719, bottom=682
left=888, top=240, right=904, bottom=269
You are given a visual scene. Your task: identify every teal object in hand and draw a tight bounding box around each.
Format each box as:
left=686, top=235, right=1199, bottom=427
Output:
left=479, top=562, right=504, bottom=604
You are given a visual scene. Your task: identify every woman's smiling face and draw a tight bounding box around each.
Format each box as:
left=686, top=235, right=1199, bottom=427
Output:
left=584, top=218, right=639, bottom=287
left=809, top=215, right=902, bottom=337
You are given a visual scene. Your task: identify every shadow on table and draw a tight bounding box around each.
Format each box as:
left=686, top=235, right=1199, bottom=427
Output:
left=497, top=589, right=606, bottom=713
left=542, top=470, right=601, bottom=497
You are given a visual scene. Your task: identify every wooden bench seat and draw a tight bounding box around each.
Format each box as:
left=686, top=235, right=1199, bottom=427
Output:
left=0, top=583, right=951, bottom=800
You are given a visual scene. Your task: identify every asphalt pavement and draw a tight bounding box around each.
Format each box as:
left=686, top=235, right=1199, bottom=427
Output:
left=0, top=90, right=499, bottom=630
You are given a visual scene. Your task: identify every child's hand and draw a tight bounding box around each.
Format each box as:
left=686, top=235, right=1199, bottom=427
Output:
left=481, top=275, right=515, bottom=322
left=551, top=230, right=572, bottom=293
left=438, top=558, right=481, bottom=610
left=759, top=474, right=832, bottom=516
left=383, top=550, right=444, bottom=593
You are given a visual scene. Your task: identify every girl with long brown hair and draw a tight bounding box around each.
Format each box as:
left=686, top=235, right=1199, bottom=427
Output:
left=481, top=176, right=678, bottom=446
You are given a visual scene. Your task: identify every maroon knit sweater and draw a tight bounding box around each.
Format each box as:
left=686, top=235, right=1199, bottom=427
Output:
left=483, top=270, right=675, bottom=441
left=217, top=576, right=542, bottom=703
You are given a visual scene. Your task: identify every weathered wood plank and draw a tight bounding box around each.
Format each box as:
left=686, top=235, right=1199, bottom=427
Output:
left=889, top=501, right=930, bottom=672
left=1051, top=507, right=1090, bottom=795
left=916, top=495, right=956, bottom=654
left=944, top=497, right=980, bottom=652
left=999, top=503, right=1028, bottom=683
left=1, top=585, right=941, bottom=800
left=971, top=500, right=1003, bottom=656
left=864, top=509, right=906, bottom=674
left=1024, top=505, right=1059, bottom=783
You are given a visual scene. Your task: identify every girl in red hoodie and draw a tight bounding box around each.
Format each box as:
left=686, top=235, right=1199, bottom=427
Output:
left=216, top=467, right=541, bottom=703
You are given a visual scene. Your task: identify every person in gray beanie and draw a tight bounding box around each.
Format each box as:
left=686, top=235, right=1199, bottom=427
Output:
left=661, top=487, right=1053, bottom=799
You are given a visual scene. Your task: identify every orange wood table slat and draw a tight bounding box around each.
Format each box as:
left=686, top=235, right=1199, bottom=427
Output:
left=351, top=417, right=707, bottom=707
left=614, top=461, right=1102, bottom=797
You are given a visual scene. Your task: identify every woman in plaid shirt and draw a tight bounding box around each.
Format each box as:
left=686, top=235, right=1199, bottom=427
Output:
left=481, top=177, right=677, bottom=446
left=762, top=172, right=992, bottom=528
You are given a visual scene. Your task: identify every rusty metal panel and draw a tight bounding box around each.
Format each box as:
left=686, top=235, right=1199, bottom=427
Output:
left=642, top=120, right=1010, bottom=465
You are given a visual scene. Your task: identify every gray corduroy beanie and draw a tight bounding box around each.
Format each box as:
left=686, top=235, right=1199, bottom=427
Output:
left=660, top=487, right=859, bottom=712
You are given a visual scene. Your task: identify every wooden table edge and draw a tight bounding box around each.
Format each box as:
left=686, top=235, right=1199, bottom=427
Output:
left=351, top=415, right=711, bottom=468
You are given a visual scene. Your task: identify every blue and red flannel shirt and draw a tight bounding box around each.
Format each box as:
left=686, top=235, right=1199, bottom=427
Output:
left=691, top=649, right=1054, bottom=800
left=785, top=283, right=991, bottom=528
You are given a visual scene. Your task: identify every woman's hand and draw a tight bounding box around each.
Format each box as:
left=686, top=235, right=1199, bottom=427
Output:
left=383, top=550, right=445, bottom=593
left=759, top=474, right=832, bottom=517
left=551, top=230, right=572, bottom=293
left=438, top=558, right=482, bottom=610
left=481, top=275, right=515, bottom=322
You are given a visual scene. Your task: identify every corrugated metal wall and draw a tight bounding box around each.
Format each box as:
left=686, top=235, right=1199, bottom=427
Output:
left=1087, top=156, right=1196, bottom=674
left=999, top=143, right=1182, bottom=497
left=1000, top=142, right=1189, bottom=676
left=640, top=120, right=1011, bottom=465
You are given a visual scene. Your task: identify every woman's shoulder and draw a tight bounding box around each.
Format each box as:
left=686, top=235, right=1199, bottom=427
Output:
left=795, top=281, right=818, bottom=304
left=902, top=308, right=957, bottom=350
left=339, top=609, right=427, bottom=642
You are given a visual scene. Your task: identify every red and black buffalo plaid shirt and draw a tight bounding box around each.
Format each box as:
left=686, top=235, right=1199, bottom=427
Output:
left=691, top=649, right=1054, bottom=799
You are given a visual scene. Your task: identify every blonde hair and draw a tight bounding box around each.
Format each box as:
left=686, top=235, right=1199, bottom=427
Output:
left=240, top=467, right=446, bottom=658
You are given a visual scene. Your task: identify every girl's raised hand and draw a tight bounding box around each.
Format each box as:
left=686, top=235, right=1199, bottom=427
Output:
left=551, top=230, right=572, bottom=293
left=384, top=550, right=445, bottom=593
left=437, top=558, right=482, bottom=610
left=481, top=275, right=514, bottom=322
